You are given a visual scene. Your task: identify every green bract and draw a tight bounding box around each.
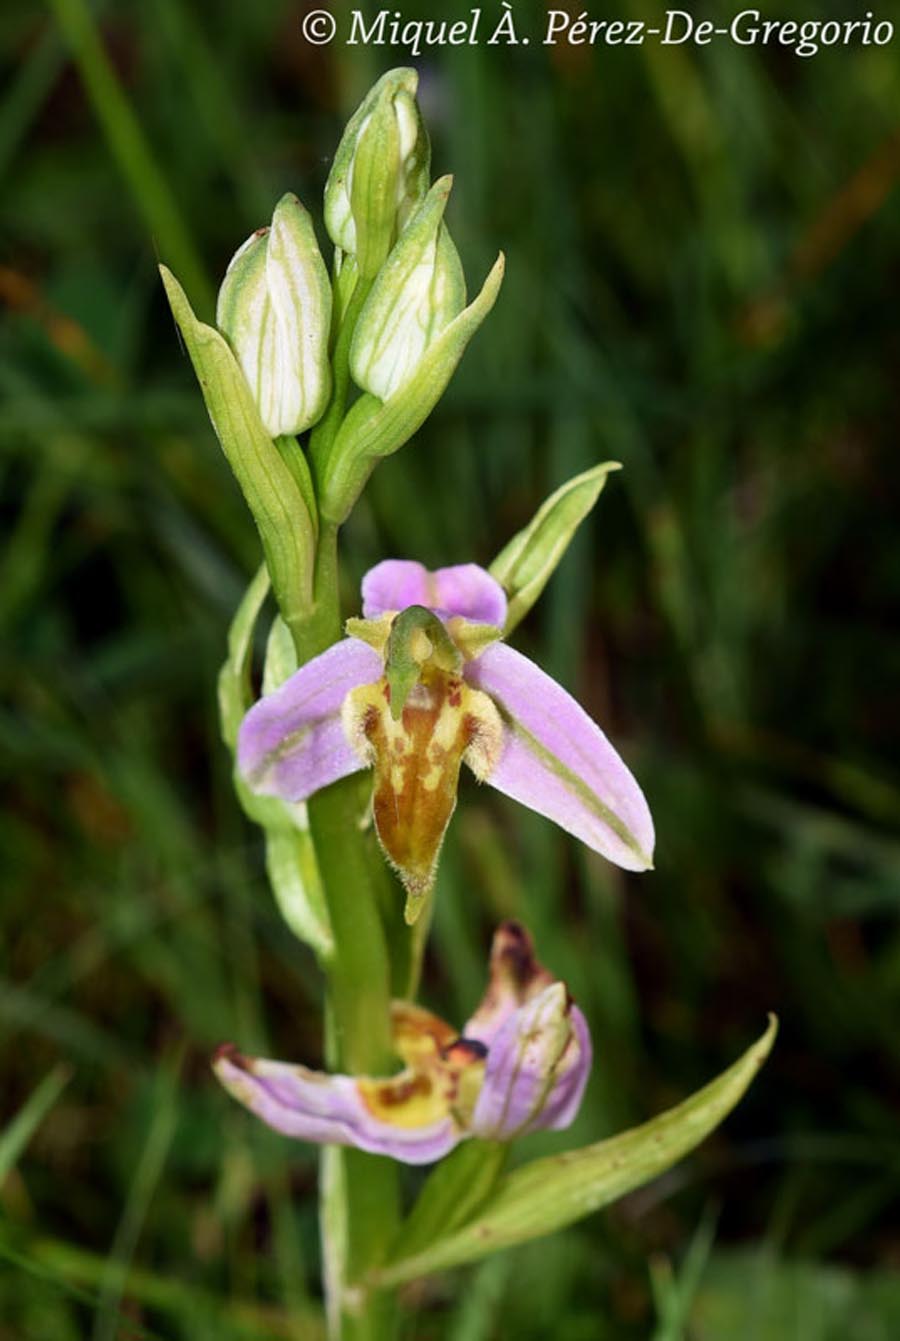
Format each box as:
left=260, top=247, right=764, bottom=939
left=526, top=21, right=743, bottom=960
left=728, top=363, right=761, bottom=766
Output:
left=350, top=176, right=466, bottom=401
left=160, top=267, right=316, bottom=632
left=324, top=67, right=430, bottom=279
left=218, top=567, right=332, bottom=960
left=216, top=193, right=332, bottom=438
left=491, top=462, right=622, bottom=634
left=370, top=1017, right=778, bottom=1287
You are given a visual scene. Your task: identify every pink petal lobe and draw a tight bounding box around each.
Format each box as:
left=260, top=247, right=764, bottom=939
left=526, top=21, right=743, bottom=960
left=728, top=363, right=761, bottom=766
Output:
left=362, top=559, right=507, bottom=626
left=213, top=1046, right=461, bottom=1165
left=465, top=643, right=654, bottom=870
left=237, top=638, right=381, bottom=801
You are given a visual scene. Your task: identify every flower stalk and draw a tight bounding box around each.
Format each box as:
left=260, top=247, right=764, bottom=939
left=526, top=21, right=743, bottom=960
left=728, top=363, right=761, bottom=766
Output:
left=287, top=529, right=401, bottom=1336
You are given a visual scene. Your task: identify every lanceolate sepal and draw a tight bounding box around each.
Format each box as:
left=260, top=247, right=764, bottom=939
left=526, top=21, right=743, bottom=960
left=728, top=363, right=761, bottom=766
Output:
left=160, top=266, right=316, bottom=628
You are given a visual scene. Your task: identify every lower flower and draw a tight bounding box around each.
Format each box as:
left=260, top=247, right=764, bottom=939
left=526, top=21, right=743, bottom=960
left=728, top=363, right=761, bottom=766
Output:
left=213, top=922, right=591, bottom=1165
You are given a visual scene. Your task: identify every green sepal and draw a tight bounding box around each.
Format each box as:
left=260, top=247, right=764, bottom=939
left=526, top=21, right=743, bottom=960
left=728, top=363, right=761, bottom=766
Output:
left=368, top=1017, right=778, bottom=1288
left=389, top=1141, right=509, bottom=1267
left=320, top=252, right=505, bottom=525
left=491, top=463, right=621, bottom=635
left=161, top=266, right=316, bottom=630
left=218, top=567, right=333, bottom=960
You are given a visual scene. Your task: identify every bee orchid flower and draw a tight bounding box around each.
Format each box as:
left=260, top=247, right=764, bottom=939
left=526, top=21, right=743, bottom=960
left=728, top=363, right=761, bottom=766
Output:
left=238, top=559, right=654, bottom=920
left=214, top=922, right=591, bottom=1164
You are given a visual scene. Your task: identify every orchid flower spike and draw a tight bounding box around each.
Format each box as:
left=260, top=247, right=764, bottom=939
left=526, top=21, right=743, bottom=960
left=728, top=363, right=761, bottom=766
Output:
left=238, top=559, right=653, bottom=921
left=214, top=921, right=591, bottom=1164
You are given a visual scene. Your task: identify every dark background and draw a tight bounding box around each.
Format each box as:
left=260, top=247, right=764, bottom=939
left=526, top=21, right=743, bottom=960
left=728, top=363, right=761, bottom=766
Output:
left=2, top=0, right=900, bottom=1336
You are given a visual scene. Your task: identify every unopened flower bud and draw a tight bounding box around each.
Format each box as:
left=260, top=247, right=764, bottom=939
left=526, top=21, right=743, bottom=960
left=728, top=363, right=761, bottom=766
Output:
left=349, top=176, right=465, bottom=402
left=324, top=67, right=430, bottom=278
left=217, top=193, right=332, bottom=438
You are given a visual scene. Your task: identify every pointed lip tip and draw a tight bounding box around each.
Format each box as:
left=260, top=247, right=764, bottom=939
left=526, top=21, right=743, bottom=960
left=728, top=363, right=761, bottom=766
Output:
left=403, top=898, right=430, bottom=927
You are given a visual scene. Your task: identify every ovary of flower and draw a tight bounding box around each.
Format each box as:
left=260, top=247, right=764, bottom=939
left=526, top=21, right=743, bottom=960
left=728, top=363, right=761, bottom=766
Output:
left=238, top=559, right=654, bottom=920
left=213, top=922, right=592, bottom=1165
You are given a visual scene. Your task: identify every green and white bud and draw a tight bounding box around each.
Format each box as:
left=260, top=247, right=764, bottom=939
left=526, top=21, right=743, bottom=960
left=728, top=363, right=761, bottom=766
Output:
left=159, top=268, right=316, bottom=632
left=324, top=67, right=430, bottom=279
left=320, top=250, right=505, bottom=524
left=217, top=193, right=332, bottom=439
left=349, top=176, right=465, bottom=401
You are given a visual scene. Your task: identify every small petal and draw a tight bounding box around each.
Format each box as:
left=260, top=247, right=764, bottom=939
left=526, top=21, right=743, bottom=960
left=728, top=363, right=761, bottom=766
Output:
left=214, top=1046, right=460, bottom=1164
left=465, top=644, right=654, bottom=871
left=362, top=560, right=507, bottom=626
left=238, top=638, right=381, bottom=800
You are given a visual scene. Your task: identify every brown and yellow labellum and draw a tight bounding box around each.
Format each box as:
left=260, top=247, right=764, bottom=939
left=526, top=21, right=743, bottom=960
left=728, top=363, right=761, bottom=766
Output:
left=343, top=666, right=503, bottom=922
left=356, top=1001, right=487, bottom=1131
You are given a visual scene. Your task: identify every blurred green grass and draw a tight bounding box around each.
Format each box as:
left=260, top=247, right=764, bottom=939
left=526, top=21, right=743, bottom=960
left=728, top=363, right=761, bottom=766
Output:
left=2, top=0, right=900, bottom=1335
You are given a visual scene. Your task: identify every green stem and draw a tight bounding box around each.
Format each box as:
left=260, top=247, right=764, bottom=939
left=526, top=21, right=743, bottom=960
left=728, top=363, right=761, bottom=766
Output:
left=290, top=522, right=400, bottom=1341
left=309, top=276, right=374, bottom=488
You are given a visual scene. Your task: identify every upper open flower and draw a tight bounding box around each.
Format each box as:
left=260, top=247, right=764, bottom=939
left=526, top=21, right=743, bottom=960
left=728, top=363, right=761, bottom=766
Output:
left=214, top=922, right=591, bottom=1165
left=238, top=559, right=653, bottom=920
